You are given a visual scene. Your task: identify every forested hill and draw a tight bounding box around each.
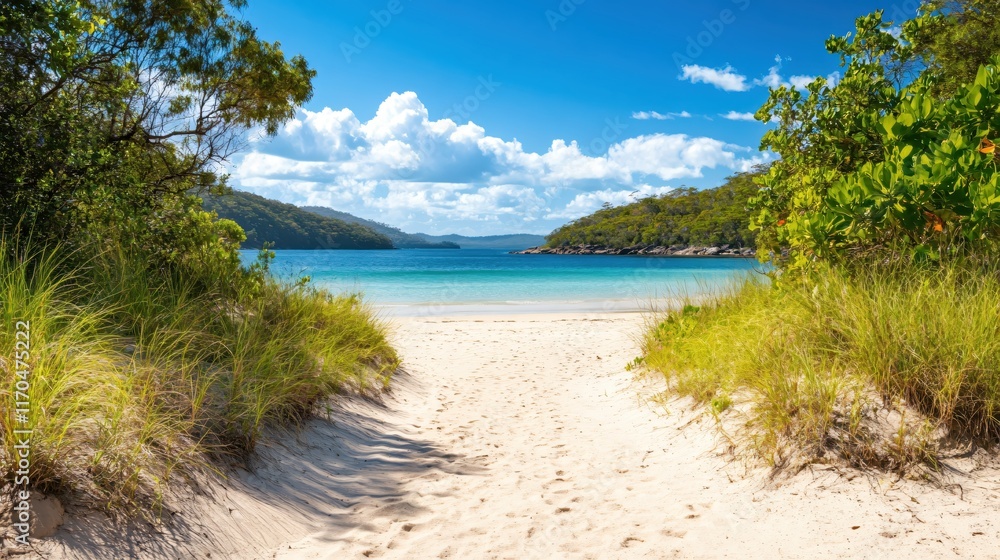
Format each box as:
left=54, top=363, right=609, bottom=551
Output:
left=545, top=171, right=759, bottom=249
left=203, top=191, right=394, bottom=250
left=301, top=206, right=459, bottom=248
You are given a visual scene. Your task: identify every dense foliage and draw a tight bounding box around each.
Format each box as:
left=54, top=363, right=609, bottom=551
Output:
left=545, top=171, right=760, bottom=249
left=302, top=206, right=459, bottom=248
left=752, top=4, right=1000, bottom=269
left=0, top=0, right=314, bottom=274
left=646, top=1, right=1000, bottom=474
left=204, top=191, right=394, bottom=250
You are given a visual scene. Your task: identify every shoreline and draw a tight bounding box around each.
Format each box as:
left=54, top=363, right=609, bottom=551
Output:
left=374, top=299, right=675, bottom=317
left=512, top=244, right=757, bottom=257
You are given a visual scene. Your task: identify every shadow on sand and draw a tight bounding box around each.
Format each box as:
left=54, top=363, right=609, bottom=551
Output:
left=34, top=370, right=484, bottom=559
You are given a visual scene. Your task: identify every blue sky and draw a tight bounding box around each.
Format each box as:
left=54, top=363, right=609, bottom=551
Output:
left=231, top=0, right=919, bottom=235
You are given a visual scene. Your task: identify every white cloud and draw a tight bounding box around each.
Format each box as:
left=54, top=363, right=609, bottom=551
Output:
left=608, top=135, right=748, bottom=180
left=721, top=111, right=756, bottom=122
left=754, top=56, right=786, bottom=89
left=632, top=110, right=692, bottom=120
left=546, top=185, right=675, bottom=219
left=678, top=65, right=749, bottom=92
left=788, top=75, right=814, bottom=89
left=233, top=91, right=764, bottom=234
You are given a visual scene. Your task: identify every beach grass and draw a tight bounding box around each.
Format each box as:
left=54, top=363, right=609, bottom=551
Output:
left=0, top=241, right=397, bottom=517
left=643, top=262, right=1000, bottom=474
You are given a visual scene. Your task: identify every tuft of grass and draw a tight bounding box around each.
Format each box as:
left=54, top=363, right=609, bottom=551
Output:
left=643, top=262, right=1000, bottom=475
left=0, top=241, right=398, bottom=517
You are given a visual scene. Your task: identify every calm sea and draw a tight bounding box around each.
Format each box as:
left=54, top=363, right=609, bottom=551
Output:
left=242, top=248, right=764, bottom=315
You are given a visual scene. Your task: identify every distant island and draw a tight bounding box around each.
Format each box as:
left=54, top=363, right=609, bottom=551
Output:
left=413, top=232, right=547, bottom=250
left=531, top=171, right=759, bottom=255
left=202, top=190, right=394, bottom=250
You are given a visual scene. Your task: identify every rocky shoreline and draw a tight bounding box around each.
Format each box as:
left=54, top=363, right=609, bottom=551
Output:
left=511, top=244, right=755, bottom=257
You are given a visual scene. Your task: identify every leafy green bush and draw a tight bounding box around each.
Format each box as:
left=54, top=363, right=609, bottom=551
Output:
left=0, top=0, right=314, bottom=271
left=752, top=6, right=1000, bottom=269
left=777, top=60, right=1000, bottom=264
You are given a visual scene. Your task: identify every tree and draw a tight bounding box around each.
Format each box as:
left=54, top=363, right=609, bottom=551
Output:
left=0, top=0, right=314, bottom=269
left=751, top=4, right=1000, bottom=269
left=907, top=0, right=1000, bottom=98
left=751, top=11, right=910, bottom=267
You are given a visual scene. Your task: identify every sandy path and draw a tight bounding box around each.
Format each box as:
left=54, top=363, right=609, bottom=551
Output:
left=37, top=312, right=1000, bottom=559
left=268, top=313, right=1000, bottom=560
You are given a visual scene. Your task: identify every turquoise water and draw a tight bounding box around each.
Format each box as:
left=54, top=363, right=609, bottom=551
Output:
left=243, top=249, right=764, bottom=313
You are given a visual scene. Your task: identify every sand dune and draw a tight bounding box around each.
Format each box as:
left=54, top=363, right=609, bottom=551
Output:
left=35, top=312, right=1000, bottom=559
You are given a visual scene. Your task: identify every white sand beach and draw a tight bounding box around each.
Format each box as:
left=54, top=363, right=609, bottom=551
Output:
left=36, top=311, right=1000, bottom=559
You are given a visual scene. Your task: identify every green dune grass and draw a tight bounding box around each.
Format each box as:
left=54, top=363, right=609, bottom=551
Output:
left=0, top=242, right=397, bottom=517
left=643, top=263, right=1000, bottom=475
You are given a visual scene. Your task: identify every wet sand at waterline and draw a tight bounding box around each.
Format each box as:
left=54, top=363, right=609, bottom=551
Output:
left=34, top=313, right=1000, bottom=559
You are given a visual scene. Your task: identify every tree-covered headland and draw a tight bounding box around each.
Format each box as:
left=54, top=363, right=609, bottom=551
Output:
left=202, top=190, right=395, bottom=250
left=0, top=0, right=397, bottom=517
left=545, top=170, right=761, bottom=250
left=644, top=1, right=1000, bottom=474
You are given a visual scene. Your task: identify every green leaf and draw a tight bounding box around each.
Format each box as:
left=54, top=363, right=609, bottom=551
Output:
left=967, top=88, right=983, bottom=110
left=975, top=65, right=990, bottom=89
left=881, top=114, right=897, bottom=138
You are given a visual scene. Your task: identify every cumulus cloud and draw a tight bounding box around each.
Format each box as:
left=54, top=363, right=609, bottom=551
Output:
left=233, top=91, right=764, bottom=234
left=678, top=65, right=749, bottom=92
left=632, top=110, right=692, bottom=120
left=721, top=111, right=756, bottom=122
left=679, top=56, right=840, bottom=95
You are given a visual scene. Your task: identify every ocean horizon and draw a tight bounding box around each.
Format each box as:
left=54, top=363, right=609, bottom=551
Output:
left=242, top=248, right=766, bottom=315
